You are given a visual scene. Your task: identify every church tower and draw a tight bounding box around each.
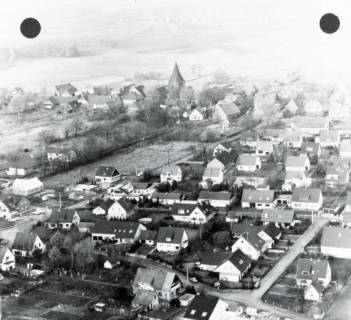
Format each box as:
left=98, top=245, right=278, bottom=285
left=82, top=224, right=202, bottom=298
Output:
left=168, top=62, right=185, bottom=103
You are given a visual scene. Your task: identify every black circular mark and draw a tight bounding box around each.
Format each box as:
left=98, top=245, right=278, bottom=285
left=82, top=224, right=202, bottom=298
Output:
left=320, top=13, right=340, bottom=34
left=20, top=18, right=41, bottom=39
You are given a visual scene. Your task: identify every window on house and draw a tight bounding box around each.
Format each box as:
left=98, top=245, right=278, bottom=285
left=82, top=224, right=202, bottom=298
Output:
left=202, top=312, right=208, bottom=317
left=190, top=310, right=196, bottom=315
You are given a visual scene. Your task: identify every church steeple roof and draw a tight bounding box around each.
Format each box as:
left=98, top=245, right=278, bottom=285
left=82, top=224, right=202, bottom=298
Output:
left=169, top=62, right=185, bottom=87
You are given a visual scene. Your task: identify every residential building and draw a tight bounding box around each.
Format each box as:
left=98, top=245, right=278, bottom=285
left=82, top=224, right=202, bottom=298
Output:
left=304, top=281, right=324, bottom=301
left=258, top=223, right=282, bottom=249
left=214, top=249, right=251, bottom=282
left=139, top=230, right=157, bottom=246
left=340, top=140, right=351, bottom=158
left=12, top=232, right=46, bottom=257
left=240, top=131, right=259, bottom=149
left=6, top=156, right=37, bottom=177
left=213, top=143, right=232, bottom=157
left=325, top=166, right=350, bottom=189
left=46, top=209, right=80, bottom=230
left=198, top=191, right=233, bottom=208
left=171, top=202, right=214, bottom=225
left=300, top=142, right=321, bottom=162
left=201, top=167, right=224, bottom=188
left=255, top=141, right=274, bottom=157
left=182, top=296, right=229, bottom=320
left=189, top=108, right=204, bottom=121
left=160, top=166, right=182, bottom=184
left=318, top=130, right=340, bottom=148
left=12, top=178, right=44, bottom=196
left=213, top=101, right=240, bottom=128
left=283, top=171, right=311, bottom=191
left=0, top=195, right=30, bottom=220
left=261, top=209, right=295, bottom=228
left=207, top=152, right=235, bottom=171
left=321, top=227, right=351, bottom=259
left=285, top=155, right=310, bottom=172
left=55, top=83, right=77, bottom=97
left=241, top=189, right=275, bottom=210
left=206, top=158, right=225, bottom=172
left=132, top=289, right=159, bottom=311
left=91, top=220, right=146, bottom=244
left=290, top=188, right=323, bottom=212
left=231, top=231, right=266, bottom=260
left=151, top=192, right=182, bottom=205
left=283, top=133, right=303, bottom=149
left=132, top=182, right=155, bottom=196
left=47, top=148, right=77, bottom=163
left=95, top=166, right=120, bottom=185
left=92, top=200, right=115, bottom=216
left=104, top=256, right=120, bottom=269
left=107, top=198, right=134, bottom=220
left=156, top=227, right=188, bottom=253
left=296, top=258, right=331, bottom=287
left=133, top=267, right=183, bottom=301
left=0, top=247, right=15, bottom=271
left=197, top=252, right=232, bottom=271
left=236, top=154, right=261, bottom=172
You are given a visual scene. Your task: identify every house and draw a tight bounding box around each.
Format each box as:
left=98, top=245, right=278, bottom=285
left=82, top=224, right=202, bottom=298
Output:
left=78, top=222, right=95, bottom=233
left=240, top=131, right=259, bottom=149
left=55, top=83, right=77, bottom=97
left=133, top=267, right=182, bottom=302
left=50, top=96, right=80, bottom=110
left=260, top=128, right=285, bottom=145
left=151, top=192, right=182, bottom=205
left=107, top=198, right=134, bottom=220
left=207, top=151, right=235, bottom=171
left=304, top=280, right=324, bottom=301
left=198, top=191, right=233, bottom=208
left=234, top=175, right=267, bottom=189
left=171, top=202, right=214, bottom=225
left=85, top=94, right=113, bottom=110
left=258, top=223, right=282, bottom=249
left=340, top=139, right=351, bottom=158
left=285, top=155, right=310, bottom=172
left=283, top=171, right=311, bottom=191
left=236, top=154, right=261, bottom=172
left=283, top=133, right=303, bottom=149
left=206, top=158, right=225, bottom=172
left=120, top=84, right=145, bottom=111
left=318, top=130, right=340, bottom=148
left=0, top=195, right=30, bottom=220
left=321, top=226, right=351, bottom=259
left=213, top=101, right=240, bottom=128
left=47, top=147, right=77, bottom=163
left=139, top=230, right=157, bottom=246
left=290, top=188, right=323, bottom=212
left=92, top=199, right=115, bottom=216
left=255, top=141, right=274, bottom=157
left=12, top=232, right=46, bottom=257
left=133, top=182, right=155, bottom=196
left=201, top=167, right=223, bottom=188
left=241, top=189, right=275, bottom=210
left=340, top=192, right=351, bottom=226
left=160, top=166, right=182, bottom=184
left=0, top=246, right=15, bottom=271
left=300, top=142, right=321, bottom=162
left=304, top=100, right=324, bottom=116
left=325, top=166, right=350, bottom=189
left=182, top=296, right=229, bottom=320
left=214, top=249, right=251, bottom=282
left=213, top=143, right=232, bottom=157
left=12, top=178, right=44, bottom=196
left=189, top=108, right=204, bottom=121
left=287, top=117, right=329, bottom=136
left=296, top=258, right=331, bottom=287
left=261, top=209, right=295, bottom=228
left=6, top=155, right=37, bottom=177
left=231, top=230, right=266, bottom=260
left=91, top=220, right=146, bottom=244
left=46, top=209, right=80, bottom=230
left=132, top=288, right=159, bottom=311
left=104, top=256, right=120, bottom=269
left=156, top=227, right=188, bottom=253
left=285, top=99, right=298, bottom=114
left=197, top=251, right=232, bottom=271
left=95, top=166, right=120, bottom=185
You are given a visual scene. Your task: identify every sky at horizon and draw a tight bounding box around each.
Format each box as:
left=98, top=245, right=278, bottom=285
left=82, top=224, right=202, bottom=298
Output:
left=0, top=0, right=350, bottom=89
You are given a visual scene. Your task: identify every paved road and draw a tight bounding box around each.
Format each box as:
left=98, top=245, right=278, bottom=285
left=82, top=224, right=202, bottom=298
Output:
left=252, top=217, right=329, bottom=299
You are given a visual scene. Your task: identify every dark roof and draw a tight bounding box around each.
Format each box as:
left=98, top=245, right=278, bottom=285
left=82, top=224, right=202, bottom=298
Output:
left=183, top=295, right=219, bottom=320
left=168, top=63, right=185, bottom=87
left=231, top=224, right=262, bottom=237
left=308, top=280, right=324, bottom=294
left=133, top=182, right=150, bottom=190
left=296, top=258, right=330, bottom=281
left=240, top=230, right=265, bottom=251
left=151, top=192, right=182, bottom=201
left=215, top=150, right=236, bottom=165
left=56, top=83, right=77, bottom=95
left=117, top=198, right=134, bottom=212
left=133, top=267, right=178, bottom=292
left=12, top=232, right=38, bottom=252
left=95, top=165, right=119, bottom=177
left=321, top=226, right=351, bottom=249
left=229, top=249, right=251, bottom=273
left=241, top=189, right=274, bottom=204
left=171, top=202, right=212, bottom=217
left=263, top=223, right=282, bottom=240
left=95, top=199, right=115, bottom=212
left=48, top=209, right=77, bottom=223
left=92, top=220, right=141, bottom=239
left=301, top=142, right=320, bottom=155
left=6, top=155, right=37, bottom=169
left=0, top=246, right=11, bottom=262
left=139, top=230, right=157, bottom=241
left=156, top=227, right=186, bottom=244
left=199, top=251, right=232, bottom=266
left=198, top=191, right=232, bottom=201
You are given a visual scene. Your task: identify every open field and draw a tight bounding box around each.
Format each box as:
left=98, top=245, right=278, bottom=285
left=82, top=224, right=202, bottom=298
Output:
left=43, top=141, right=195, bottom=187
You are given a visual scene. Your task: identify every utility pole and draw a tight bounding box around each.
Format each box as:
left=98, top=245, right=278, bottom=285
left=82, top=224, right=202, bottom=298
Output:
left=59, top=192, right=62, bottom=211
left=186, top=265, right=189, bottom=285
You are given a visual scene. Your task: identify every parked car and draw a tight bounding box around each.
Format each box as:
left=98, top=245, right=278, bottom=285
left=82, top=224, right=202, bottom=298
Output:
left=190, top=277, right=198, bottom=283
